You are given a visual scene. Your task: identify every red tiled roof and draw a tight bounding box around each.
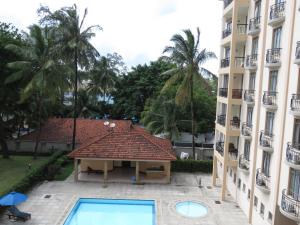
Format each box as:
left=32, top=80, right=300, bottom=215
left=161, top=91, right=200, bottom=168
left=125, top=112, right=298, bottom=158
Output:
left=20, top=118, right=132, bottom=145
left=68, top=131, right=176, bottom=161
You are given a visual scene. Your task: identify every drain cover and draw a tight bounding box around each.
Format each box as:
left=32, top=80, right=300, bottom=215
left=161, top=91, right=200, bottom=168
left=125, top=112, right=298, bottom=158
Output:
left=215, top=200, right=221, bottom=204
left=44, top=194, right=51, bottom=199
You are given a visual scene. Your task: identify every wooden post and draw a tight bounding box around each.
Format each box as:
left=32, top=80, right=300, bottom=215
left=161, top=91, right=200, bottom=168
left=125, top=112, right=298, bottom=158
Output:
left=135, top=161, right=140, bottom=183
left=104, top=160, right=108, bottom=181
left=166, top=162, right=171, bottom=183
left=74, top=159, right=78, bottom=182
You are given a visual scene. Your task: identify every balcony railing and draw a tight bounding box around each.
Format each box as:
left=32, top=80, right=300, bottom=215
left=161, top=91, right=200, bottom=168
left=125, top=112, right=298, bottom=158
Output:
left=223, top=0, right=233, bottom=9
left=266, top=48, right=281, bottom=64
left=217, top=114, right=226, bottom=126
left=262, top=91, right=277, bottom=107
left=230, top=117, right=240, bottom=129
left=222, top=27, right=232, bottom=39
left=237, top=24, right=247, bottom=35
left=232, top=89, right=243, bottom=99
left=281, top=189, right=300, bottom=220
left=269, top=2, right=286, bottom=21
left=239, top=154, right=250, bottom=171
left=244, top=90, right=255, bottom=103
left=259, top=130, right=273, bottom=149
left=219, top=88, right=228, bottom=98
left=296, top=41, right=300, bottom=60
left=248, top=17, right=260, bottom=33
left=291, top=94, right=300, bottom=112
left=235, top=57, right=245, bottom=68
left=241, top=122, right=252, bottom=137
left=286, top=142, right=300, bottom=165
left=216, top=141, right=224, bottom=156
left=256, top=168, right=271, bottom=190
left=245, top=54, right=258, bottom=68
left=221, top=58, right=230, bottom=68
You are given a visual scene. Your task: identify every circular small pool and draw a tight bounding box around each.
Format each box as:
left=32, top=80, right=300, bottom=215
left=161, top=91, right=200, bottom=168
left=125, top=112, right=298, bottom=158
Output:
left=176, top=201, right=208, bottom=218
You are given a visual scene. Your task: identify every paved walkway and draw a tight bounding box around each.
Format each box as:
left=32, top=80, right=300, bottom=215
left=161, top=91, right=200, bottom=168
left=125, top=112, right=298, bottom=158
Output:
left=0, top=173, right=250, bottom=225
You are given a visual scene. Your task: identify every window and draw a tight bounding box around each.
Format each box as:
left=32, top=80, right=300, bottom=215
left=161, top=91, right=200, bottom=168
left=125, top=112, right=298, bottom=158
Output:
left=254, top=196, right=258, bottom=208
left=269, top=71, right=278, bottom=92
left=252, top=38, right=259, bottom=55
left=272, top=27, right=282, bottom=49
left=242, top=184, right=246, bottom=192
left=238, top=179, right=241, bottom=189
left=225, top=47, right=230, bottom=58
left=230, top=169, right=232, bottom=177
left=262, top=152, right=271, bottom=177
left=268, top=212, right=273, bottom=223
left=249, top=73, right=256, bottom=90
left=293, top=119, right=300, bottom=146
left=244, top=141, right=251, bottom=161
left=265, top=112, right=275, bottom=135
left=247, top=107, right=253, bottom=125
left=289, top=169, right=300, bottom=201
left=260, top=203, right=265, bottom=217
left=248, top=189, right=251, bottom=199
left=223, top=74, right=229, bottom=88
left=254, top=0, right=261, bottom=18
left=233, top=173, right=237, bottom=184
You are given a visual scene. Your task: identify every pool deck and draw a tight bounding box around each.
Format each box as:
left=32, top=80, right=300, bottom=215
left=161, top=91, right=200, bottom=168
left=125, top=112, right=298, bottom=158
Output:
left=0, top=173, right=250, bottom=225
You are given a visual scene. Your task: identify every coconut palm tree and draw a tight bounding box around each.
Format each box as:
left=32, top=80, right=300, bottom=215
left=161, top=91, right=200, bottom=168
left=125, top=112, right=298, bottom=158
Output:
left=38, top=4, right=102, bottom=150
left=161, top=28, right=216, bottom=159
left=5, top=24, right=68, bottom=158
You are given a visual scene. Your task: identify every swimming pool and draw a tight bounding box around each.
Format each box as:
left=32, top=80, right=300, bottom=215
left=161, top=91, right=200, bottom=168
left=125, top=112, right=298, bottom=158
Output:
left=176, top=201, right=208, bottom=218
left=63, top=198, right=155, bottom=225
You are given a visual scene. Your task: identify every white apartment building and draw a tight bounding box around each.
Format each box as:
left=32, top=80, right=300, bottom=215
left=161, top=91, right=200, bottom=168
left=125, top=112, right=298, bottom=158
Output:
left=212, top=0, right=300, bottom=224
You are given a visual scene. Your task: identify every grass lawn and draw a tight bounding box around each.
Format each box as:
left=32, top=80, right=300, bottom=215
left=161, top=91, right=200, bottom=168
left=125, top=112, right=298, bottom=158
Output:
left=54, top=162, right=74, bottom=181
left=0, top=156, right=50, bottom=196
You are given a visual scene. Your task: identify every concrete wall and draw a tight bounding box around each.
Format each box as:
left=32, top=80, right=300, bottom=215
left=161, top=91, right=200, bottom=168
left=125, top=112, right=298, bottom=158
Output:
left=139, top=161, right=168, bottom=175
left=173, top=147, right=213, bottom=160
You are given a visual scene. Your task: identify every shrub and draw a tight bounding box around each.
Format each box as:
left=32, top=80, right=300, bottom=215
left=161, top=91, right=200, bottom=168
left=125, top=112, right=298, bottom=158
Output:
left=171, top=160, right=213, bottom=173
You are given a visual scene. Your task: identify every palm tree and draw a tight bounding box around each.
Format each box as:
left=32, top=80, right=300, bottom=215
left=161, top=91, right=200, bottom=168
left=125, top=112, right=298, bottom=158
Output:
left=38, top=5, right=102, bottom=150
left=88, top=56, right=118, bottom=104
left=161, top=28, right=216, bottom=159
left=6, top=25, right=67, bottom=158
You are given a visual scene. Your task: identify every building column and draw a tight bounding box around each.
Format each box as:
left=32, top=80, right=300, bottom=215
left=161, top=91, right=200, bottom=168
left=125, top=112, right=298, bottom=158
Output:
left=135, top=161, right=140, bottom=183
left=212, top=155, right=217, bottom=186
left=74, top=159, right=78, bottom=182
left=165, top=162, right=171, bottom=183
left=104, top=160, right=108, bottom=181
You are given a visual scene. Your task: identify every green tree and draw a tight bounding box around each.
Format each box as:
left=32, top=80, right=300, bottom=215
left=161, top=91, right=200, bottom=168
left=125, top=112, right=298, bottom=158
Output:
left=6, top=25, right=68, bottom=158
left=38, top=4, right=102, bottom=150
left=161, top=28, right=216, bottom=159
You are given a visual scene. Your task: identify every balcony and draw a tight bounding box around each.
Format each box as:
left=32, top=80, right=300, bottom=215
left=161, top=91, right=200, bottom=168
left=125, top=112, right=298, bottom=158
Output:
left=232, top=89, right=243, bottom=99
left=241, top=122, right=252, bottom=139
left=235, top=57, right=245, bottom=68
left=269, top=2, right=286, bottom=26
left=248, top=17, right=260, bottom=36
left=230, top=117, right=240, bottom=129
left=244, top=90, right=255, bottom=105
left=219, top=88, right=228, bottom=98
left=259, top=130, right=273, bottom=152
left=237, top=24, right=247, bottom=36
left=221, top=58, right=230, bottom=68
left=266, top=48, right=281, bottom=68
left=256, top=168, right=271, bottom=194
left=262, top=91, right=277, bottom=110
left=217, top=114, right=226, bottom=126
left=290, top=94, right=300, bottom=117
left=239, top=154, right=250, bottom=174
left=295, top=41, right=300, bottom=65
left=222, top=27, right=232, bottom=39
left=223, top=0, right=233, bottom=9
left=245, top=54, right=258, bottom=70
left=286, top=143, right=300, bottom=169
left=216, top=141, right=224, bottom=156
left=280, top=189, right=300, bottom=222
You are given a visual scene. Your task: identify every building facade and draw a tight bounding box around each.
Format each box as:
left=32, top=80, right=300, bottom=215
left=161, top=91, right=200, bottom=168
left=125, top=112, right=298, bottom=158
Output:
left=212, top=0, right=300, bottom=224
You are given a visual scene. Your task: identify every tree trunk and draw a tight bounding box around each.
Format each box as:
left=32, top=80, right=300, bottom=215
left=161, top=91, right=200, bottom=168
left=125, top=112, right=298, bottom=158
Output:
left=0, top=138, right=9, bottom=159
left=33, top=95, right=43, bottom=159
left=190, top=75, right=195, bottom=159
left=72, top=46, right=78, bottom=150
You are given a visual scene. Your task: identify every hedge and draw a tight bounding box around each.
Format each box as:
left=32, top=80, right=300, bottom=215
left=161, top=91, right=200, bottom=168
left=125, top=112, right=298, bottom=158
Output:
left=6, top=151, right=64, bottom=195
left=171, top=160, right=213, bottom=173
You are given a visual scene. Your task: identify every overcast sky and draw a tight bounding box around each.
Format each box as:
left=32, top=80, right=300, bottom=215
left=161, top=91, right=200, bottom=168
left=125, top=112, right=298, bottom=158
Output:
left=0, top=0, right=223, bottom=74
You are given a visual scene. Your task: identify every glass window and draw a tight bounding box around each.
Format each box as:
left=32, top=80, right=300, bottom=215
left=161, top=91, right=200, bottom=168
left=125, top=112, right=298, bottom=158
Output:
left=265, top=112, right=275, bottom=134
left=272, top=27, right=282, bottom=49
left=225, top=47, right=230, bottom=58
left=260, top=203, right=265, bottom=217
left=248, top=189, right=251, bottom=199
left=238, top=178, right=241, bottom=189
left=244, top=141, right=251, bottom=161
left=268, top=212, right=273, bottom=222
left=269, top=71, right=278, bottom=92
left=293, top=120, right=300, bottom=146
left=252, top=38, right=259, bottom=55
left=254, top=0, right=261, bottom=18
left=262, top=152, right=271, bottom=177
left=249, top=73, right=256, bottom=90
left=289, top=169, right=300, bottom=201
left=247, top=107, right=253, bottom=125
left=254, top=196, right=258, bottom=208
left=243, top=184, right=246, bottom=192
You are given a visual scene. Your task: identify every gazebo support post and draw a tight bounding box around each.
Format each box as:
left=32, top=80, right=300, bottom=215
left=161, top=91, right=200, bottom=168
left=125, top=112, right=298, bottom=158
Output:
left=104, top=160, right=108, bottom=181
left=74, top=159, right=78, bottom=182
left=135, top=161, right=140, bottom=183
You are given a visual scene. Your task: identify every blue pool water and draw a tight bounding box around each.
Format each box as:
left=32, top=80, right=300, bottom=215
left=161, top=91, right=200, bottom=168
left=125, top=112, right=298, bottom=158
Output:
left=63, top=198, right=155, bottom=225
left=176, top=201, right=208, bottom=218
